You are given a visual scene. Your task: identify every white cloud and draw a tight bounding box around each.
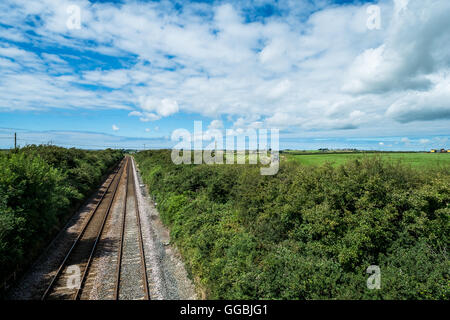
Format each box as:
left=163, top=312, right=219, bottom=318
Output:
left=139, top=112, right=161, bottom=122
left=83, top=69, right=131, bottom=89
left=0, top=0, right=448, bottom=140
left=344, top=0, right=450, bottom=94
left=41, top=53, right=67, bottom=64
left=266, top=112, right=303, bottom=128
left=208, top=120, right=223, bottom=129
left=128, top=111, right=143, bottom=117
left=138, top=96, right=179, bottom=119
left=112, top=124, right=119, bottom=131
left=159, top=98, right=179, bottom=117
left=267, top=79, right=292, bottom=99
left=385, top=75, right=450, bottom=123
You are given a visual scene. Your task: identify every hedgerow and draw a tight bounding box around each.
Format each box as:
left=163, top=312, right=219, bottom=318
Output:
left=134, top=150, right=449, bottom=299
left=0, top=146, right=123, bottom=286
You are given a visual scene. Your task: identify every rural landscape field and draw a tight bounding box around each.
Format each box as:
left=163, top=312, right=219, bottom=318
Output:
left=285, top=151, right=450, bottom=168
left=0, top=0, right=449, bottom=310
left=1, top=147, right=448, bottom=300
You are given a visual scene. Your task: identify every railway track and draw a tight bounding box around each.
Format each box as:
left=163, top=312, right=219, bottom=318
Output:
left=41, top=156, right=150, bottom=300
left=114, top=158, right=150, bottom=300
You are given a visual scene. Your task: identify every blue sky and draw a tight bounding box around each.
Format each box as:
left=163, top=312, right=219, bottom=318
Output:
left=0, top=0, right=449, bottom=150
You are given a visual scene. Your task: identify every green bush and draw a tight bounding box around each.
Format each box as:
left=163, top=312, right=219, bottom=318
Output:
left=135, top=150, right=449, bottom=299
left=0, top=146, right=123, bottom=284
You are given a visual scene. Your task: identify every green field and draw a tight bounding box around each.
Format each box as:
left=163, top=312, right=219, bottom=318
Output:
left=286, top=152, right=450, bottom=168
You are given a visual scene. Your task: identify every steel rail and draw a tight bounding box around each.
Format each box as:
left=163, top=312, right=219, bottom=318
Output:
left=132, top=158, right=150, bottom=300
left=114, top=158, right=150, bottom=300
left=113, top=158, right=128, bottom=300
left=73, top=157, right=129, bottom=300
left=41, top=158, right=125, bottom=300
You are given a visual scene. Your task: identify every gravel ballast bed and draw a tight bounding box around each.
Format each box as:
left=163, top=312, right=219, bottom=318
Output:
left=132, top=158, right=197, bottom=300
left=7, top=158, right=197, bottom=300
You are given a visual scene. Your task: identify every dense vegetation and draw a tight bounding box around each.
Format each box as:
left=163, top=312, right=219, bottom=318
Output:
left=0, top=146, right=123, bottom=286
left=135, top=150, right=449, bottom=299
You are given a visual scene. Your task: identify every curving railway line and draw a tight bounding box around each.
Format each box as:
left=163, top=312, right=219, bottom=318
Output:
left=41, top=156, right=150, bottom=300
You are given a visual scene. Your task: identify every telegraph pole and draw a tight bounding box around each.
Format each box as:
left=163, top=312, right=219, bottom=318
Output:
left=14, top=132, right=17, bottom=149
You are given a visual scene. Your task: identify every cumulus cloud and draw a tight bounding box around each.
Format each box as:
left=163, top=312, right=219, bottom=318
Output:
left=0, top=0, right=449, bottom=140
left=159, top=98, right=179, bottom=117
left=112, top=124, right=119, bottom=131
left=386, top=76, right=450, bottom=122
left=139, top=113, right=161, bottom=122
left=134, top=96, right=179, bottom=121
left=208, top=120, right=223, bottom=129
left=128, top=111, right=143, bottom=117
left=344, top=0, right=450, bottom=94
left=266, top=112, right=303, bottom=127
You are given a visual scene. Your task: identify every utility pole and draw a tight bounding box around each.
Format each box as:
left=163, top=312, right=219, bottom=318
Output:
left=14, top=132, right=17, bottom=149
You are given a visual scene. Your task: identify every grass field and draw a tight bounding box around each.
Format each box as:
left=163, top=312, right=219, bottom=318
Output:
left=286, top=152, right=450, bottom=168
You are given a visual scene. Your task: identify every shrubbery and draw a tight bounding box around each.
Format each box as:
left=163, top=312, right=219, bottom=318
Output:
left=135, top=150, right=449, bottom=299
left=0, top=146, right=123, bottom=284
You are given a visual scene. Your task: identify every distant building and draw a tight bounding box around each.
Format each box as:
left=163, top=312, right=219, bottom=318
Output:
left=431, top=149, right=436, bottom=153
